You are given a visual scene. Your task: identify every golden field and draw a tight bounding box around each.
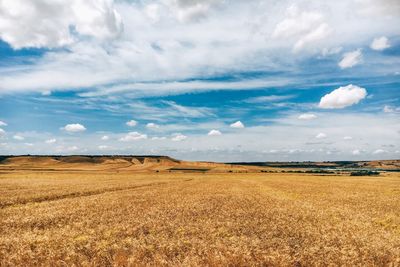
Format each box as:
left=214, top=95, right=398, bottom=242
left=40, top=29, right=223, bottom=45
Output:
left=0, top=156, right=400, bottom=266
left=1, top=167, right=400, bottom=266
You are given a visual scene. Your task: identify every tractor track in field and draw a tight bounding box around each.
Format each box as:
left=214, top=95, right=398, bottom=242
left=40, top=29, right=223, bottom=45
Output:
left=0, top=179, right=195, bottom=209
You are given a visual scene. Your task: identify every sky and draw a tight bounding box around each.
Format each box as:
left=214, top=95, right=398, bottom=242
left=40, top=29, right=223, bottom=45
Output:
left=0, top=0, right=399, bottom=162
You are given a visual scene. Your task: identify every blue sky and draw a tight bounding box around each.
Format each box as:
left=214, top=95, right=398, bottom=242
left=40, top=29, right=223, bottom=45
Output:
left=0, top=0, right=399, bottom=161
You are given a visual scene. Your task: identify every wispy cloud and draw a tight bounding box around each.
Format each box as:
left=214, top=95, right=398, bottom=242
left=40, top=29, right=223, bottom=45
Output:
left=244, top=94, right=296, bottom=103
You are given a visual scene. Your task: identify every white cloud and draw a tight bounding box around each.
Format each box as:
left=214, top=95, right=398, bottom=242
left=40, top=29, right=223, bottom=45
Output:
left=352, top=149, right=361, bottom=155
left=370, top=36, right=390, bottom=51
left=101, top=135, right=109, bottom=140
left=146, top=123, right=160, bottom=130
left=372, top=149, right=386, bottom=154
left=171, top=134, right=187, bottom=142
left=208, top=129, right=222, bottom=136
left=162, top=101, right=213, bottom=118
left=321, top=47, right=342, bottom=57
left=230, top=121, right=244, bottom=129
left=338, top=49, right=363, bottom=69
left=343, top=136, right=353, bottom=140
left=0, top=0, right=122, bottom=49
left=273, top=5, right=322, bottom=38
left=0, top=121, right=7, bottom=127
left=45, top=138, right=57, bottom=144
left=315, top=133, right=327, bottom=139
left=0, top=1, right=398, bottom=96
left=383, top=105, right=399, bottom=113
left=273, top=5, right=331, bottom=52
left=293, top=23, right=331, bottom=52
left=298, top=113, right=317, bottom=120
left=126, top=120, right=138, bottom=127
left=244, top=95, right=296, bottom=103
left=98, top=145, right=109, bottom=150
left=62, top=123, right=86, bottom=132
left=119, top=132, right=147, bottom=141
left=145, top=4, right=161, bottom=22
left=383, top=105, right=393, bottom=113
left=169, top=0, right=222, bottom=23
left=0, top=128, right=5, bottom=136
left=356, top=0, right=400, bottom=16
left=13, top=135, right=24, bottom=140
left=319, top=84, right=367, bottom=109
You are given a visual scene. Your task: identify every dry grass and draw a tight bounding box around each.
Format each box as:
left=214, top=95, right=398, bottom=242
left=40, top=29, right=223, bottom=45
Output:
left=1, top=171, right=400, bottom=266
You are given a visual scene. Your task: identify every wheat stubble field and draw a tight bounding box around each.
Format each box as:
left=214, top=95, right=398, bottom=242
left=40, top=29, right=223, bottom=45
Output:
left=1, top=168, right=400, bottom=266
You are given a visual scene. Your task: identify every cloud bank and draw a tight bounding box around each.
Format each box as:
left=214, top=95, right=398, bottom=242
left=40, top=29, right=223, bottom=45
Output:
left=0, top=0, right=122, bottom=49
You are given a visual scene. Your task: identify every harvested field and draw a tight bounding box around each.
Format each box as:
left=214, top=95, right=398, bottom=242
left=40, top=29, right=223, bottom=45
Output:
left=1, top=170, right=400, bottom=266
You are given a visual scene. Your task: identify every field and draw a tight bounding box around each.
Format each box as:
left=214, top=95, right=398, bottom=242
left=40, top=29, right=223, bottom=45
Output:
left=1, top=163, right=400, bottom=266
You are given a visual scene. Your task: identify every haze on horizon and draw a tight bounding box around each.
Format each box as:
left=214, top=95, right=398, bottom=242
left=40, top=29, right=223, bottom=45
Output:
left=0, top=0, right=399, bottom=162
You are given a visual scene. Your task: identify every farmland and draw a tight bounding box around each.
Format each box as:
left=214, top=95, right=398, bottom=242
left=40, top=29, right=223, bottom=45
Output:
left=0, top=157, right=400, bottom=266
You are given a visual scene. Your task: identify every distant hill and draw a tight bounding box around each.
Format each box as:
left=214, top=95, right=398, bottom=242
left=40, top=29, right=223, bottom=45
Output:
left=230, top=160, right=400, bottom=170
left=0, top=156, right=399, bottom=173
left=0, top=155, right=256, bottom=173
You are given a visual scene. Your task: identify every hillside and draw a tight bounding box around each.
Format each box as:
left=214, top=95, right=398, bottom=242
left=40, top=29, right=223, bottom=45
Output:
left=0, top=156, right=399, bottom=173
left=0, top=155, right=256, bottom=173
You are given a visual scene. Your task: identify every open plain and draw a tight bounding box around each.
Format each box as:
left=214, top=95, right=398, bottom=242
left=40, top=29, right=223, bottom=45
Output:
left=0, top=156, right=400, bottom=266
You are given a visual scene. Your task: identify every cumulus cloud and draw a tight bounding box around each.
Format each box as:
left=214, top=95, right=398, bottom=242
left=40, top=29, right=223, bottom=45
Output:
left=319, top=84, right=367, bottom=109
left=0, top=128, right=5, bottom=136
left=146, top=123, right=160, bottom=130
left=352, top=149, right=361, bottom=155
left=45, top=138, right=57, bottom=144
left=230, top=121, right=244, bottom=129
left=343, top=136, right=353, bottom=140
left=370, top=36, right=391, bottom=51
left=298, top=114, right=317, bottom=120
left=338, top=49, right=362, bottom=69
left=0, top=121, right=7, bottom=127
left=13, top=135, right=24, bottom=140
left=62, top=123, right=86, bottom=132
left=126, top=120, right=137, bottom=127
left=171, top=133, right=187, bottom=141
left=101, top=135, right=109, bottom=140
left=315, top=133, right=327, bottom=139
left=0, top=0, right=123, bottom=49
left=119, top=132, right=147, bottom=141
left=208, top=129, right=222, bottom=136
left=98, top=145, right=109, bottom=150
